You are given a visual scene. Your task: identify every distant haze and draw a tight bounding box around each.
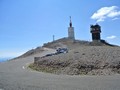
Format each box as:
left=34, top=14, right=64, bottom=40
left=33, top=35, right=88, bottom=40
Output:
left=0, top=57, right=12, bottom=62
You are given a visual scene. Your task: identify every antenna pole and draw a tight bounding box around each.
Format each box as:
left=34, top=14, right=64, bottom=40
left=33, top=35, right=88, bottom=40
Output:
left=53, top=35, right=55, bottom=41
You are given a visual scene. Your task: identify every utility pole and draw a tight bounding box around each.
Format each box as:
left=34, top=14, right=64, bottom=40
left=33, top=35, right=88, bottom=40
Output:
left=53, top=35, right=55, bottom=41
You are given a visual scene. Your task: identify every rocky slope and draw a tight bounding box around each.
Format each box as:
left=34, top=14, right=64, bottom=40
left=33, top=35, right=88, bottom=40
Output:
left=28, top=38, right=120, bottom=75
left=32, top=46, right=120, bottom=75
left=19, top=38, right=115, bottom=58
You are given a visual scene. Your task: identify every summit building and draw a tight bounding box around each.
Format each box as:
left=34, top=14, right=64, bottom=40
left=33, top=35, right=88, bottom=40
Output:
left=68, top=16, right=75, bottom=40
left=90, top=24, right=101, bottom=41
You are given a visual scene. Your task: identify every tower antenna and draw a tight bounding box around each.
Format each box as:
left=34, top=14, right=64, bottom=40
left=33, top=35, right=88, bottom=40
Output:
left=70, top=16, right=71, bottom=22
left=69, top=16, right=72, bottom=27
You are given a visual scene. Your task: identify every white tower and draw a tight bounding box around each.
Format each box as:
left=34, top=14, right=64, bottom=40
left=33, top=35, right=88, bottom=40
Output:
left=68, top=16, right=75, bottom=40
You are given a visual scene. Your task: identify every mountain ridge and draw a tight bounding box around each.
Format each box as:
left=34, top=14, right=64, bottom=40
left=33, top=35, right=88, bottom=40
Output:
left=26, top=38, right=120, bottom=75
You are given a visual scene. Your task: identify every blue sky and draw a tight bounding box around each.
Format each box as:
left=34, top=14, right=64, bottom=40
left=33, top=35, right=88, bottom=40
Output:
left=0, top=0, right=120, bottom=58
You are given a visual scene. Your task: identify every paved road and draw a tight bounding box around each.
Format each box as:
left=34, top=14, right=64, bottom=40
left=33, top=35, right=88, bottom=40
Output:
left=0, top=48, right=120, bottom=90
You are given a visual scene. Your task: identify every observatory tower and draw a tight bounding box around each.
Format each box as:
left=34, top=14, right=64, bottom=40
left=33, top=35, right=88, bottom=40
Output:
left=68, top=16, right=75, bottom=40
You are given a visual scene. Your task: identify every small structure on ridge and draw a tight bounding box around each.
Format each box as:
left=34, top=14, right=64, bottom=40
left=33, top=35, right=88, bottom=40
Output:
left=90, top=24, right=101, bottom=41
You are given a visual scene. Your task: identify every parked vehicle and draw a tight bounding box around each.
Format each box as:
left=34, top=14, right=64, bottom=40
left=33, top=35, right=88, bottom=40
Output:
left=56, top=48, right=68, bottom=54
left=45, top=53, right=55, bottom=57
left=44, top=48, right=68, bottom=57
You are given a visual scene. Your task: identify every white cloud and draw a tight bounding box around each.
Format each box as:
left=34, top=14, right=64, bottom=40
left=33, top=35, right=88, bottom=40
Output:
left=112, top=17, right=120, bottom=20
left=91, top=6, right=120, bottom=22
left=106, top=35, right=117, bottom=39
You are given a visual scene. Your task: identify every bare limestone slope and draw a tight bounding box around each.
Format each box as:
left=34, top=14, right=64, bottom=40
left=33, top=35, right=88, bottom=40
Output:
left=33, top=46, right=120, bottom=75
left=17, top=38, right=90, bottom=59
left=29, top=38, right=120, bottom=75
left=18, top=38, right=115, bottom=58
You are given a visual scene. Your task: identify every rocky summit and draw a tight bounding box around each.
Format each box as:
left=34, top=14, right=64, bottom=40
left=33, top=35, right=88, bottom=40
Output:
left=27, top=38, right=120, bottom=75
